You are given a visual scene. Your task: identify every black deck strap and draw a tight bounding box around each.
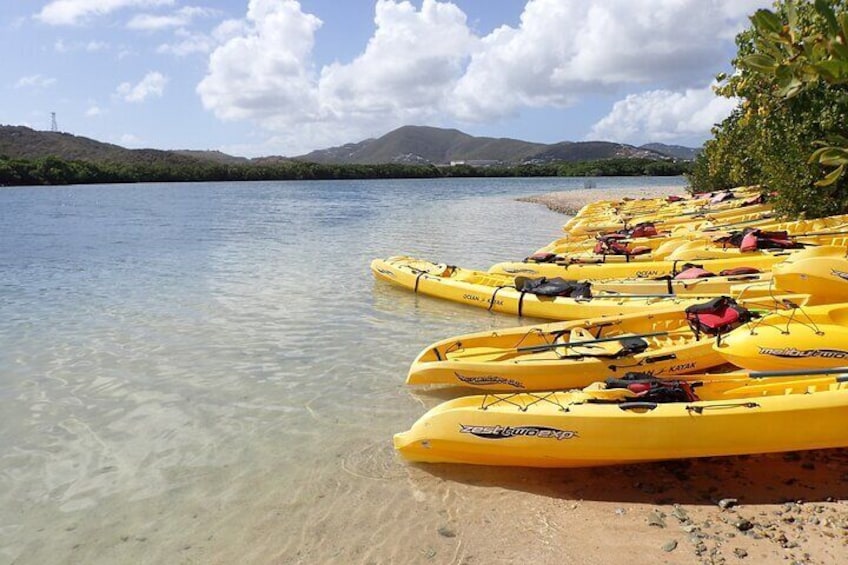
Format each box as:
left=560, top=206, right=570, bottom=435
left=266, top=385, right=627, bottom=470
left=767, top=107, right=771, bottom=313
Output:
left=671, top=260, right=680, bottom=276
left=489, top=286, right=509, bottom=311
left=414, top=272, right=425, bottom=293
left=666, top=277, right=674, bottom=294
left=518, top=291, right=526, bottom=317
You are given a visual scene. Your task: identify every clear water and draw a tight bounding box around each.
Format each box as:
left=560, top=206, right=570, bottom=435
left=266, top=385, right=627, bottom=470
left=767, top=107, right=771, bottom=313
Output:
left=0, top=176, right=686, bottom=563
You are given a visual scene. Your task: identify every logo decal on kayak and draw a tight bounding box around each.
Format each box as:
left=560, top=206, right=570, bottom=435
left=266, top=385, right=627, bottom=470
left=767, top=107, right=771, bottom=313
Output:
left=460, top=424, right=577, bottom=441
left=455, top=373, right=525, bottom=389
left=374, top=267, right=396, bottom=278
left=462, top=294, right=503, bottom=307
left=758, top=346, right=848, bottom=359
left=832, top=268, right=848, bottom=282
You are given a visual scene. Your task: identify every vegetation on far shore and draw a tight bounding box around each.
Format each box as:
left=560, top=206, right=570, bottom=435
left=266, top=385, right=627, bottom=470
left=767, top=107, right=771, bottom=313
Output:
left=0, top=155, right=689, bottom=187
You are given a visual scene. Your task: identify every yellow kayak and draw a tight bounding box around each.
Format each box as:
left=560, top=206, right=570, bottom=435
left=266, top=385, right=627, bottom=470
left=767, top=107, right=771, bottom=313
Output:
left=488, top=249, right=793, bottom=280
left=577, top=244, right=848, bottom=298
left=564, top=201, right=773, bottom=238
left=370, top=255, right=808, bottom=320
left=407, top=307, right=731, bottom=391
left=394, top=370, right=848, bottom=468
left=539, top=212, right=848, bottom=257
left=715, top=303, right=848, bottom=371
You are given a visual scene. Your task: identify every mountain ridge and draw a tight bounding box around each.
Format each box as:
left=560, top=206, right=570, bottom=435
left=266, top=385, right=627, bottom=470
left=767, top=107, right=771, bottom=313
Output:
left=0, top=124, right=699, bottom=166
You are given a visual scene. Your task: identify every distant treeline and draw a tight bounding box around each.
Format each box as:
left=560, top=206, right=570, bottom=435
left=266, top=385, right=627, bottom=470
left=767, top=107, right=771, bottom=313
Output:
left=0, top=155, right=690, bottom=186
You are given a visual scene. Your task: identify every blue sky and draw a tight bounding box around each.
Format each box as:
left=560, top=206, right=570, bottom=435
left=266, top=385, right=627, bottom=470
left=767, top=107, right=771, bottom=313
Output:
left=2, top=0, right=771, bottom=157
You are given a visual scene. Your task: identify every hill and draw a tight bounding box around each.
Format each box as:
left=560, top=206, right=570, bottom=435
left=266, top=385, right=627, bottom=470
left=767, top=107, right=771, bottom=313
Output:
left=0, top=125, right=225, bottom=169
left=640, top=143, right=701, bottom=160
left=294, top=125, right=686, bottom=165
left=0, top=124, right=699, bottom=167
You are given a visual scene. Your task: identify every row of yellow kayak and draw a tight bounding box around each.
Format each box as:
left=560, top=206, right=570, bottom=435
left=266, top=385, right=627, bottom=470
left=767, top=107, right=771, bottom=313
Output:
left=372, top=187, right=848, bottom=468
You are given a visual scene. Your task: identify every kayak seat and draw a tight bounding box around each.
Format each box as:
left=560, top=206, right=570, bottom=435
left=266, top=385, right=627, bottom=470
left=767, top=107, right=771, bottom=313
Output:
left=526, top=252, right=558, bottom=263
left=674, top=266, right=716, bottom=280
left=740, top=230, right=806, bottom=252
left=685, top=297, right=752, bottom=337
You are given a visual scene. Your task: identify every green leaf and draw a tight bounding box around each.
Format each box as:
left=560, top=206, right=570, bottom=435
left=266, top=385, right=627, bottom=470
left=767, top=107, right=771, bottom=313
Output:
left=751, top=9, right=784, bottom=35
left=839, top=12, right=848, bottom=43
left=816, top=150, right=848, bottom=167
left=815, top=164, right=845, bottom=187
left=815, top=0, right=840, bottom=35
left=814, top=60, right=846, bottom=81
left=742, top=53, right=778, bottom=73
left=778, top=78, right=805, bottom=98
left=831, top=42, right=848, bottom=62
left=787, top=2, right=798, bottom=33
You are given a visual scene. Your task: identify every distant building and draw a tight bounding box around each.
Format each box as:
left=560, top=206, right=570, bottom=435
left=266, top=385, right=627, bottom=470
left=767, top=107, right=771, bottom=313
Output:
left=449, top=159, right=501, bottom=167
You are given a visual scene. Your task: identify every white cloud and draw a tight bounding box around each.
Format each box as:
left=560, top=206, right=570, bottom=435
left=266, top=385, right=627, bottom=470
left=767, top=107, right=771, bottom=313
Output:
left=36, top=0, right=174, bottom=26
left=85, top=104, right=103, bottom=117
left=116, top=71, right=168, bottom=102
left=318, top=0, right=476, bottom=125
left=198, top=0, right=476, bottom=153
left=197, top=0, right=322, bottom=122
left=197, top=0, right=770, bottom=154
left=87, top=40, right=109, bottom=51
left=120, top=133, right=143, bottom=146
left=588, top=84, right=739, bottom=144
left=15, top=74, right=57, bottom=89
left=451, top=0, right=771, bottom=121
left=157, top=28, right=216, bottom=55
left=127, top=6, right=217, bottom=31
left=54, top=38, right=109, bottom=52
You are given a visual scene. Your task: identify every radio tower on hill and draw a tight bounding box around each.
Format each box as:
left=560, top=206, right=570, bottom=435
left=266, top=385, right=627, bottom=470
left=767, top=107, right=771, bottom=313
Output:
left=50, top=112, right=58, bottom=132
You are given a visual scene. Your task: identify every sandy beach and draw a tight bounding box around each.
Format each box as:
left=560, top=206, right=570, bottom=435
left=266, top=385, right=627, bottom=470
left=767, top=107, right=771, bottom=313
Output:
left=491, top=184, right=848, bottom=564
left=517, top=184, right=689, bottom=215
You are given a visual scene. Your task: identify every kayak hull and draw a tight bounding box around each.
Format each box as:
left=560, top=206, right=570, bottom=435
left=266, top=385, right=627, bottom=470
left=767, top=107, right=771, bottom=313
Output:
left=715, top=303, right=848, bottom=371
left=371, top=255, right=801, bottom=321
left=394, top=376, right=848, bottom=467
left=408, top=309, right=726, bottom=391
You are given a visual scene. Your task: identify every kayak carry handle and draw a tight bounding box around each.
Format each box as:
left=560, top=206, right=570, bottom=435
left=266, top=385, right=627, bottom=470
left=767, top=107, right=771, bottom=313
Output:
left=617, top=402, right=658, bottom=411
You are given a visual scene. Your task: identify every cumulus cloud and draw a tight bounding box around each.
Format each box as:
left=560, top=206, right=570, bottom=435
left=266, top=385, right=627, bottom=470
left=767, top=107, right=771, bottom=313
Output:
left=198, top=0, right=476, bottom=152
left=197, top=0, right=769, bottom=154
left=36, top=0, right=175, bottom=26
left=589, top=84, right=739, bottom=144
left=452, top=0, right=770, bottom=121
left=197, top=0, right=322, bottom=122
left=318, top=1, right=476, bottom=125
left=116, top=71, right=168, bottom=102
left=15, top=74, right=57, bottom=89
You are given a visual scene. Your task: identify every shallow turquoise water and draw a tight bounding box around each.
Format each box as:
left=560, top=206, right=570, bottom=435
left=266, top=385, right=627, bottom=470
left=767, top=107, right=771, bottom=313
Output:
left=0, top=177, right=687, bottom=563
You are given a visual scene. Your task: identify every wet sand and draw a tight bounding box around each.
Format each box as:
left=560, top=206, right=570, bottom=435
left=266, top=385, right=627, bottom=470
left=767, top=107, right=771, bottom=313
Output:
left=394, top=448, right=848, bottom=564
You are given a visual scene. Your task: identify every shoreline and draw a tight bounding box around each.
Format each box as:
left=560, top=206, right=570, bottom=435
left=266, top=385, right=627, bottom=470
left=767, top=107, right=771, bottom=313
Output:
left=506, top=183, right=848, bottom=563
left=518, top=185, right=689, bottom=215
